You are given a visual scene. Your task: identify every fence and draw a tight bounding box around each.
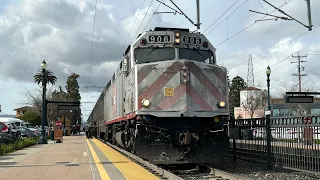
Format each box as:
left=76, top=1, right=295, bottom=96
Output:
left=229, top=115, right=320, bottom=173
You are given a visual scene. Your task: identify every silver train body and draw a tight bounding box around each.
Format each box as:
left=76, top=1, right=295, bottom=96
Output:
left=88, top=27, right=230, bottom=165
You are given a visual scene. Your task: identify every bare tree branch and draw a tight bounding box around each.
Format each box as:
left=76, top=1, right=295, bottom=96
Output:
left=242, top=90, right=267, bottom=118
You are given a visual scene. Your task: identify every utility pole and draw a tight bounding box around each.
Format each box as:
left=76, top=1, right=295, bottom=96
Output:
left=291, top=52, right=307, bottom=92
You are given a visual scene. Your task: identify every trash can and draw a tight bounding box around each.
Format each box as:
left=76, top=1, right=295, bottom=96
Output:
left=50, top=131, right=54, bottom=140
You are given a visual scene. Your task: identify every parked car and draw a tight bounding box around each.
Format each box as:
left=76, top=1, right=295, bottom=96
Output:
left=4, top=122, right=21, bottom=141
left=24, top=123, right=37, bottom=132
left=0, top=122, right=15, bottom=143
left=20, top=127, right=39, bottom=138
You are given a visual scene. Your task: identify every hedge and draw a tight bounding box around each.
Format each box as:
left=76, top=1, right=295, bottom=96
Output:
left=0, top=137, right=39, bottom=156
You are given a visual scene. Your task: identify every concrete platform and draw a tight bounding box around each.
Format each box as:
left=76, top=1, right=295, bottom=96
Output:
left=0, top=133, right=160, bottom=180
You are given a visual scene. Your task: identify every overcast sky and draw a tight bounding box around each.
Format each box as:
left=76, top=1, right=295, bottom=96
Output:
left=0, top=0, right=319, bottom=119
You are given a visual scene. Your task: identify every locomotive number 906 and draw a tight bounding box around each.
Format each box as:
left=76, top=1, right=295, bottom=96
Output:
left=183, top=36, right=202, bottom=45
left=149, top=35, right=171, bottom=43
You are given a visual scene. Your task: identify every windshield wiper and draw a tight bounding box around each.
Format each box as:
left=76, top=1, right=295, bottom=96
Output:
left=192, top=48, right=204, bottom=57
left=146, top=46, right=164, bottom=62
left=147, top=46, right=159, bottom=56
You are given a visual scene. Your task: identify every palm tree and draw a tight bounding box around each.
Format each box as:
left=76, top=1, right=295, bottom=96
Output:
left=33, top=69, right=57, bottom=86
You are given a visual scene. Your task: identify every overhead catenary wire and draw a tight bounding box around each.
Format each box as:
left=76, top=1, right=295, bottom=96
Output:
left=88, top=0, right=98, bottom=85
left=83, top=0, right=98, bottom=120
left=211, top=0, right=293, bottom=47
left=85, top=0, right=157, bottom=119
left=116, top=0, right=146, bottom=61
left=131, top=0, right=155, bottom=44
left=205, top=0, right=249, bottom=36
left=230, top=24, right=320, bottom=72
left=142, top=0, right=165, bottom=32
left=104, top=0, right=151, bottom=97
left=202, top=0, right=241, bottom=34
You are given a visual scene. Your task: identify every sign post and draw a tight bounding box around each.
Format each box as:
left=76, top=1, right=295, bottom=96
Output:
left=54, top=120, right=63, bottom=143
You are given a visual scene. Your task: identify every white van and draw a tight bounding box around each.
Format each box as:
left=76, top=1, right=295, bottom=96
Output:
left=0, top=117, right=27, bottom=128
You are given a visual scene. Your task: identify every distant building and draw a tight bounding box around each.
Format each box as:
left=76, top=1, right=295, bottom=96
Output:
left=240, top=87, right=263, bottom=108
left=13, top=106, right=37, bottom=117
left=234, top=87, right=266, bottom=119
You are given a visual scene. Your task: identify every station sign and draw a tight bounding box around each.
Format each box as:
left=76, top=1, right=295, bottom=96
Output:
left=285, top=95, right=314, bottom=103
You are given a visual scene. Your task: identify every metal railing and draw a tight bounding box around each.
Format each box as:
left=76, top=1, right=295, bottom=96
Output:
left=229, top=115, right=320, bottom=173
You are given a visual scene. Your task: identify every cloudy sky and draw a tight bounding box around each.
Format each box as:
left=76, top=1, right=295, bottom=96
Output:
left=0, top=0, right=319, bottom=120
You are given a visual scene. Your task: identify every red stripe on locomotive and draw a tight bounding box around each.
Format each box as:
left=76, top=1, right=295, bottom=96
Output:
left=138, top=61, right=184, bottom=109
left=186, top=84, right=212, bottom=110
left=185, top=62, right=227, bottom=102
left=156, top=84, right=185, bottom=110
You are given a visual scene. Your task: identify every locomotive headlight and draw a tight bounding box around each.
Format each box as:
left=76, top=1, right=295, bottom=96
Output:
left=217, top=101, right=225, bottom=108
left=182, top=78, right=188, bottom=83
left=141, top=99, right=150, bottom=107
left=175, top=38, right=181, bottom=44
left=175, top=32, right=181, bottom=37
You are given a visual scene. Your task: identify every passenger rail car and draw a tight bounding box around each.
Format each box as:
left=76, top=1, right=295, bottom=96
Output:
left=87, top=27, right=230, bottom=165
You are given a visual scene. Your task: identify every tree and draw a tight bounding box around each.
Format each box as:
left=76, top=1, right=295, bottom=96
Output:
left=229, top=76, right=247, bottom=115
left=65, top=73, right=81, bottom=124
left=47, top=86, right=69, bottom=125
left=242, top=90, right=267, bottom=118
left=34, top=69, right=57, bottom=86
left=18, top=110, right=41, bottom=126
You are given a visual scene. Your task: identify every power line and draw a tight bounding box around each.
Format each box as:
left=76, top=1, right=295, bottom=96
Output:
left=88, top=0, right=98, bottom=84
left=85, top=1, right=155, bottom=121
left=214, top=0, right=293, bottom=47
left=230, top=24, right=320, bottom=71
left=131, top=0, right=154, bottom=44
left=203, top=0, right=241, bottom=34
left=205, top=0, right=248, bottom=36
left=117, top=0, right=146, bottom=62
left=142, top=0, right=164, bottom=32
left=83, top=0, right=98, bottom=122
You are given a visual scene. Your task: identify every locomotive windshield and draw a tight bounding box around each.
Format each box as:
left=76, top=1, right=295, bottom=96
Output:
left=179, top=48, right=215, bottom=64
left=135, top=47, right=175, bottom=63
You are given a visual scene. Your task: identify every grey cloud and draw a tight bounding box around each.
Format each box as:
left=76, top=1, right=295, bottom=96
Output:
left=0, top=0, right=173, bottom=93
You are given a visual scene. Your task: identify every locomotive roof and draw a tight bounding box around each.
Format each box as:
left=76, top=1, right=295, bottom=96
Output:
left=153, top=27, right=189, bottom=32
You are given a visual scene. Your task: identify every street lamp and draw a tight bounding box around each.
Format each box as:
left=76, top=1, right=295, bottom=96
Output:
left=39, top=60, right=48, bottom=144
left=266, top=66, right=271, bottom=111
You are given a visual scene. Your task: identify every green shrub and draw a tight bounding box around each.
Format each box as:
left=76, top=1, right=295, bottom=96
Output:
left=0, top=137, right=39, bottom=156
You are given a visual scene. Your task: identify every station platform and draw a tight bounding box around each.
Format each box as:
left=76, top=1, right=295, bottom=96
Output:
left=0, top=133, right=160, bottom=180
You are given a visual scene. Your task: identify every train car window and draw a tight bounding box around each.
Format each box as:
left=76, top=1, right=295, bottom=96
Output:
left=134, top=47, right=175, bottom=63
left=179, top=48, right=215, bottom=64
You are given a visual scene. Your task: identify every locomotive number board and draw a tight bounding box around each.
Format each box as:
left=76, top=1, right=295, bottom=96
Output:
left=148, top=35, right=171, bottom=43
left=183, top=36, right=202, bottom=45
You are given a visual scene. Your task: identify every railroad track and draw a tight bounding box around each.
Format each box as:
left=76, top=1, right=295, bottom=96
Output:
left=96, top=137, right=249, bottom=180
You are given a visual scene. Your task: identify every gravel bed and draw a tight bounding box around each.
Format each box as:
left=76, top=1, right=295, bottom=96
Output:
left=212, top=158, right=320, bottom=180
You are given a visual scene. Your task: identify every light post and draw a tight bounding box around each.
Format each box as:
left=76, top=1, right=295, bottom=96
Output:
left=266, top=66, right=271, bottom=111
left=39, top=60, right=48, bottom=144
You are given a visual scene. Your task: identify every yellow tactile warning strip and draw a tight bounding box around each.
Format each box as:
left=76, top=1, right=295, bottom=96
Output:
left=86, top=138, right=111, bottom=180
left=92, top=138, right=160, bottom=180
